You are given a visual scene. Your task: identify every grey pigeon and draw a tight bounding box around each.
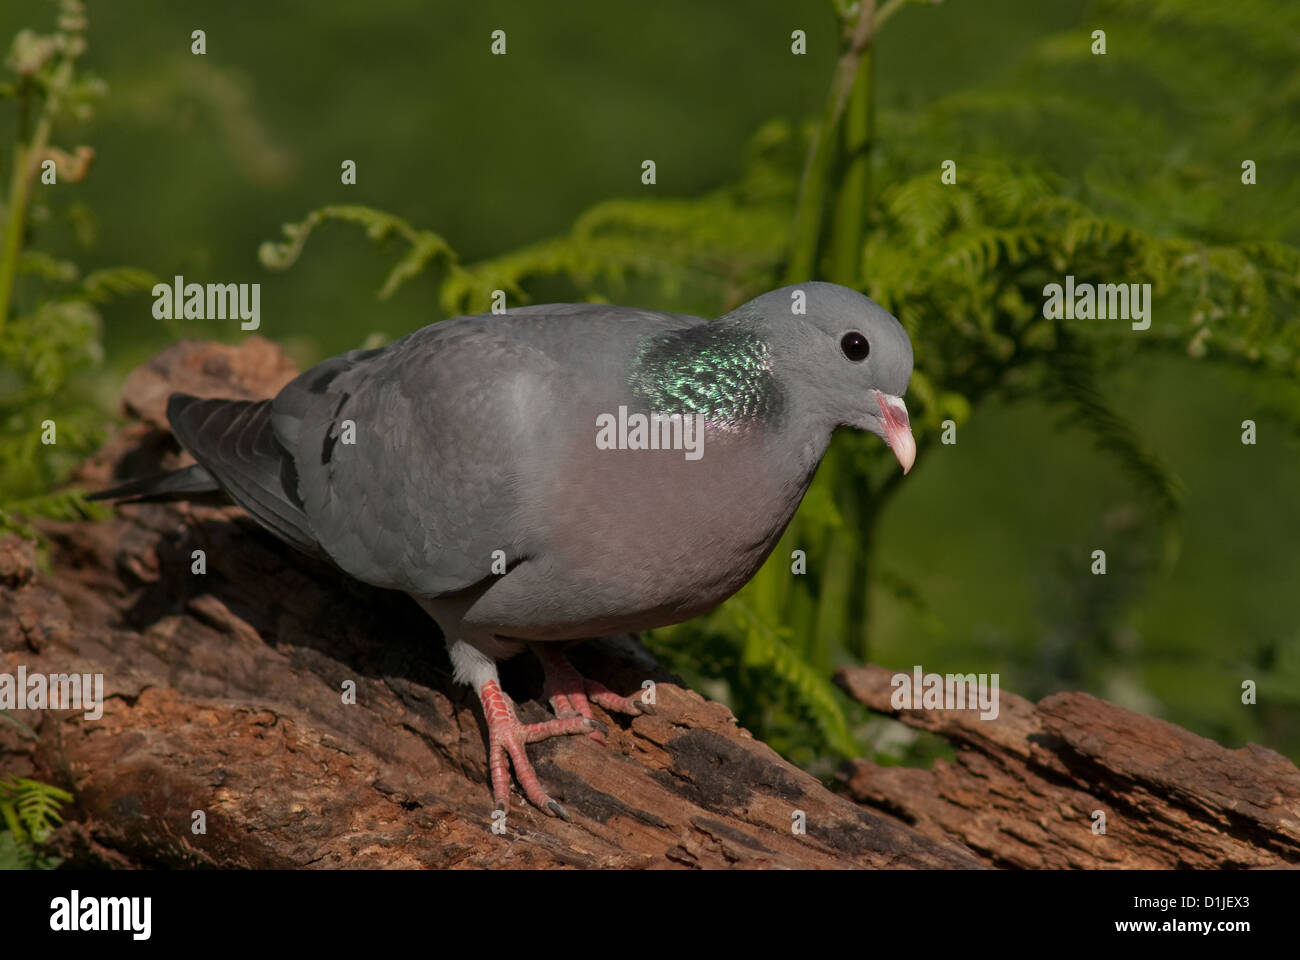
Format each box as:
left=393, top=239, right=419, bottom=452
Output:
left=94, top=281, right=915, bottom=817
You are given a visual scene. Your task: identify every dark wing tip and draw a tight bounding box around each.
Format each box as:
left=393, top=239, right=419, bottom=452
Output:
left=165, top=391, right=201, bottom=425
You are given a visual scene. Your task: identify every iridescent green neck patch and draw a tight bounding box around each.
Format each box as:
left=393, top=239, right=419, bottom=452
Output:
left=628, top=322, right=785, bottom=429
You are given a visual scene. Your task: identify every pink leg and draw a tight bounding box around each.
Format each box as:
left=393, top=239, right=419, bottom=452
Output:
left=478, top=678, right=597, bottom=820
left=533, top=644, right=653, bottom=745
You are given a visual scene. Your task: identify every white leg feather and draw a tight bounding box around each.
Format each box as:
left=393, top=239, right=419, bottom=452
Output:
left=446, top=636, right=499, bottom=689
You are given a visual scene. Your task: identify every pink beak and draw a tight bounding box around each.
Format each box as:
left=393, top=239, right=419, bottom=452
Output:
left=871, top=389, right=916, bottom=475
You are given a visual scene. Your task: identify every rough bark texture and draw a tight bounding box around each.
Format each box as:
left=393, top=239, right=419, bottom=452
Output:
left=1, top=338, right=981, bottom=869
left=835, top=665, right=1300, bottom=869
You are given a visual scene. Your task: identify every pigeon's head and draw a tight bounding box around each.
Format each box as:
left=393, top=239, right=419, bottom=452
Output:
left=728, top=281, right=916, bottom=473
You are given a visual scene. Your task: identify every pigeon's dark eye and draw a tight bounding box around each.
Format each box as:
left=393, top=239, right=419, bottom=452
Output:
left=840, top=332, right=870, bottom=362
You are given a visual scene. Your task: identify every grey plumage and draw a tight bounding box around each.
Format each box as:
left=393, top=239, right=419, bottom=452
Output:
left=96, top=281, right=916, bottom=814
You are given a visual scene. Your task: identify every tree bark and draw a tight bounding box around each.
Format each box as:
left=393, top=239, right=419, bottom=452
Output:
left=835, top=665, right=1300, bottom=869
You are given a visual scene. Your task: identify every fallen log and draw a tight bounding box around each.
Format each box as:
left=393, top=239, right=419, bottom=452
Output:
left=835, top=664, right=1300, bottom=869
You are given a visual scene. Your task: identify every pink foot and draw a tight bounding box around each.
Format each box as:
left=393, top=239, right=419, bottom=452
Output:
left=476, top=650, right=652, bottom=817
left=478, top=679, right=598, bottom=820
left=534, top=644, right=653, bottom=746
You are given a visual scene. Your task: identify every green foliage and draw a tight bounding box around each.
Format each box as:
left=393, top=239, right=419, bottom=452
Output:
left=259, top=204, right=460, bottom=302
left=0, top=0, right=107, bottom=867
left=0, top=1, right=148, bottom=530
left=654, top=599, right=858, bottom=764
left=0, top=774, right=72, bottom=870
left=439, top=192, right=792, bottom=318
left=260, top=133, right=799, bottom=321
left=0, top=487, right=108, bottom=567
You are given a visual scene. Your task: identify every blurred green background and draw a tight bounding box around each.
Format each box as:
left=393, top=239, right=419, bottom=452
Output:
left=3, top=0, right=1297, bottom=776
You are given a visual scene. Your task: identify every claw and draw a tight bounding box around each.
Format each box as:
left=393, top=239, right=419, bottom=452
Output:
left=547, top=800, right=571, bottom=822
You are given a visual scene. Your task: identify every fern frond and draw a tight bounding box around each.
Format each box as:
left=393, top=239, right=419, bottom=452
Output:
left=78, top=266, right=159, bottom=303
left=724, top=601, right=858, bottom=757
left=0, top=777, right=73, bottom=845
left=440, top=191, right=791, bottom=316
left=1098, top=0, right=1300, bottom=57
left=1, top=487, right=109, bottom=523
left=18, top=250, right=78, bottom=283
left=258, top=204, right=465, bottom=300
left=1045, top=341, right=1186, bottom=522
left=0, top=489, right=109, bottom=563
left=0, top=829, right=62, bottom=869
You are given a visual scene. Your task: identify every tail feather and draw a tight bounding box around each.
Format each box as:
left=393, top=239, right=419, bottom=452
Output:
left=92, top=392, right=326, bottom=561
left=88, top=463, right=221, bottom=503
left=167, top=393, right=324, bottom=557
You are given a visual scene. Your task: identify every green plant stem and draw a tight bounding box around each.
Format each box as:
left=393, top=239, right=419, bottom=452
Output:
left=0, top=59, right=72, bottom=332
left=787, top=2, right=887, bottom=661
left=813, top=450, right=859, bottom=654
left=825, top=0, right=886, bottom=660
left=826, top=43, right=875, bottom=285
left=785, top=0, right=878, bottom=283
